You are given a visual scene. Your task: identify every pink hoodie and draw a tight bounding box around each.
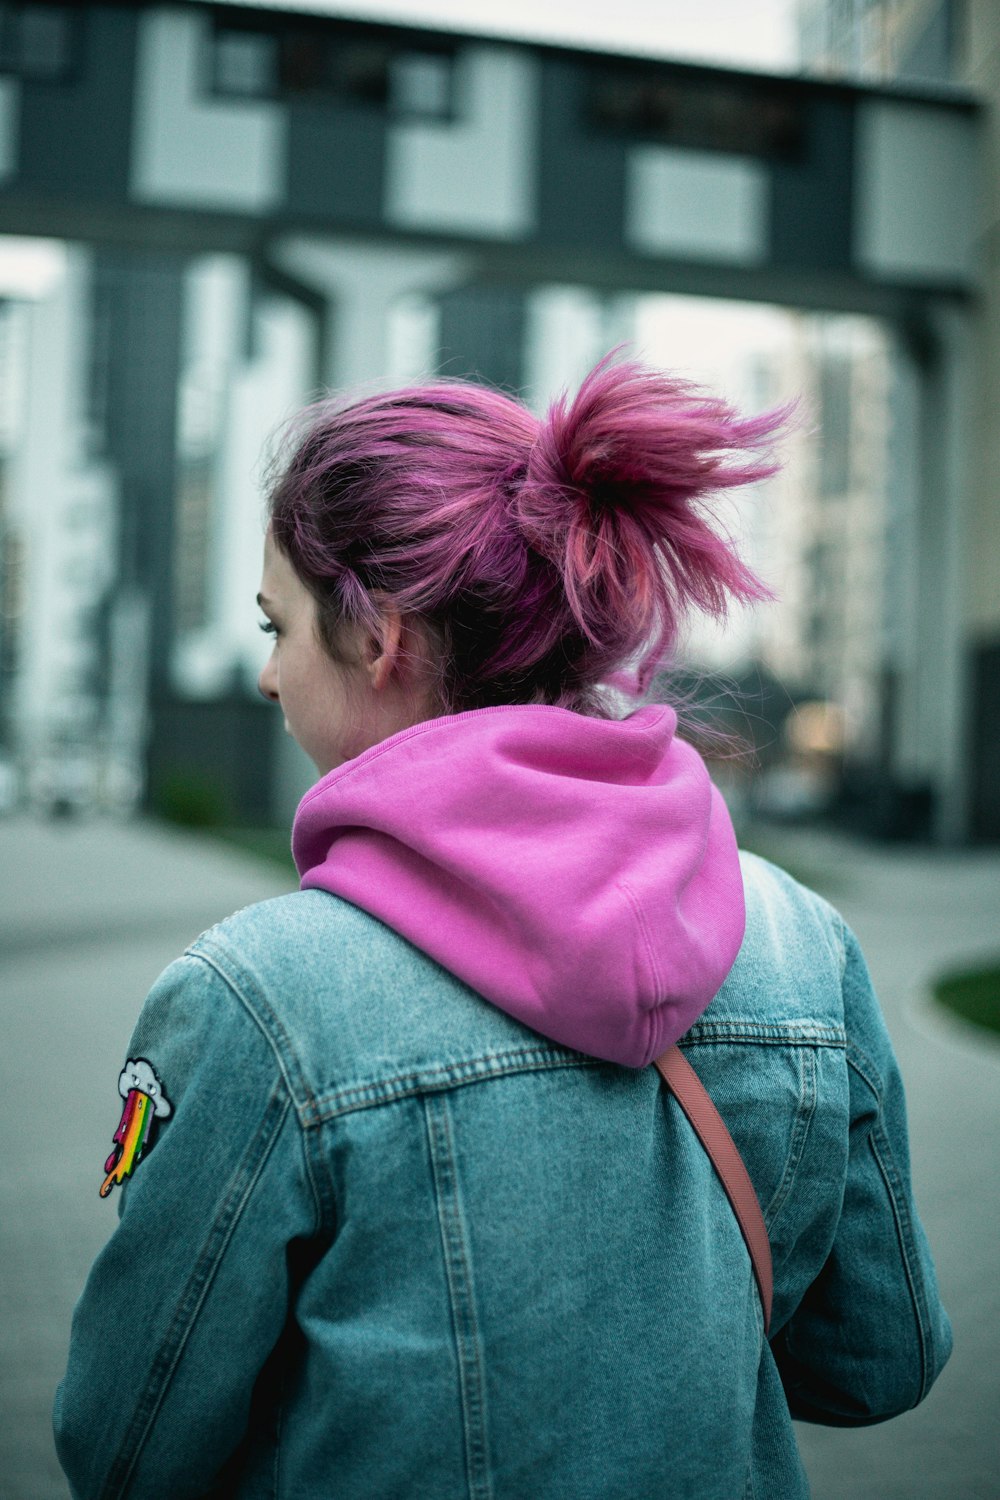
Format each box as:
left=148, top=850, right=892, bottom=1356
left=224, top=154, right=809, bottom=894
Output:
left=292, top=703, right=745, bottom=1069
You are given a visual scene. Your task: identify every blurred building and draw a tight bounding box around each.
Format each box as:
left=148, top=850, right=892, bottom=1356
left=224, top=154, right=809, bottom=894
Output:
left=0, top=1, right=986, bottom=839
left=799, top=0, right=962, bottom=85
left=748, top=315, right=892, bottom=768
left=798, top=0, right=1000, bottom=836
left=0, top=250, right=128, bottom=812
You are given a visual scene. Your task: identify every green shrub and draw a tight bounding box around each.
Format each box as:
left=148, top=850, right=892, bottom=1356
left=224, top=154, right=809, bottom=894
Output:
left=154, top=769, right=230, bottom=829
left=933, top=962, right=1000, bottom=1038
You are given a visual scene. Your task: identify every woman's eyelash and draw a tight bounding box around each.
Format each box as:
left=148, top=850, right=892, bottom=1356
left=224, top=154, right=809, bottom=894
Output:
left=259, top=619, right=278, bottom=636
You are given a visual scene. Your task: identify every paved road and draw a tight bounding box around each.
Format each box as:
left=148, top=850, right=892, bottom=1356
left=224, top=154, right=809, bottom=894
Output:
left=1, top=813, right=998, bottom=1499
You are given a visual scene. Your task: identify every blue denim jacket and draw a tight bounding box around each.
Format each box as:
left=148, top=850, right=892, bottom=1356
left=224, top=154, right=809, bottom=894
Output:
left=54, top=851, right=952, bottom=1498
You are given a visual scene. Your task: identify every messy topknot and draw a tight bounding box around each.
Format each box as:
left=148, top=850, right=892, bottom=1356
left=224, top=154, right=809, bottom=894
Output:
left=267, top=346, right=784, bottom=719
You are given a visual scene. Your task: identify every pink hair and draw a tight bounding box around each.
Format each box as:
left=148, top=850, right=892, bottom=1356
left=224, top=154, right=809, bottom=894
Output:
left=267, top=347, right=784, bottom=719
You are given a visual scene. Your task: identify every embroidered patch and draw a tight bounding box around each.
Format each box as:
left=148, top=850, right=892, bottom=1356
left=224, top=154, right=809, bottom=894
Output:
left=100, top=1058, right=172, bottom=1198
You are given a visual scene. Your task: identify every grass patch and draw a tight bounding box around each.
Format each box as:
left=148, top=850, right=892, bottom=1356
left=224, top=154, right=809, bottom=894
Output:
left=153, top=769, right=231, bottom=828
left=933, top=962, right=1000, bottom=1038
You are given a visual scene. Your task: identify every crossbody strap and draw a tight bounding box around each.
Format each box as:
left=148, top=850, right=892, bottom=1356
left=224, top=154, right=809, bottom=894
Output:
left=653, top=1045, right=773, bottom=1336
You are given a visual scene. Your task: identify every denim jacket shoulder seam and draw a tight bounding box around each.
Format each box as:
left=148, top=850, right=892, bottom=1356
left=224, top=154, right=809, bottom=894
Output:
left=187, top=940, right=317, bottom=1117
left=182, top=946, right=328, bottom=1234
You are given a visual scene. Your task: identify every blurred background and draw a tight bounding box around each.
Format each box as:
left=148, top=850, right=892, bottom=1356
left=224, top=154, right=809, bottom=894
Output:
left=3, top=2, right=1000, bottom=1498
left=0, top=0, right=996, bottom=848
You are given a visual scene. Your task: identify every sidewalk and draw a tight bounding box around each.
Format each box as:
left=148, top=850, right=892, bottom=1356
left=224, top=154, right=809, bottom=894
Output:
left=1, top=813, right=998, bottom=1498
left=0, top=815, right=295, bottom=1500
left=750, top=823, right=1000, bottom=1499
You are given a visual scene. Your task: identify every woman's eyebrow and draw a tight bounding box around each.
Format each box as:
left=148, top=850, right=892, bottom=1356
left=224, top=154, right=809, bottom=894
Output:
left=256, top=592, right=274, bottom=610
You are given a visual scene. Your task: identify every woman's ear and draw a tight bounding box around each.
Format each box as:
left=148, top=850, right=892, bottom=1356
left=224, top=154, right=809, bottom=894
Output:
left=366, top=607, right=406, bottom=693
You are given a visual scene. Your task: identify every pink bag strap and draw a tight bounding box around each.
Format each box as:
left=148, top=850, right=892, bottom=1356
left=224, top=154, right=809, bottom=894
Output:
left=653, top=1045, right=773, bottom=1335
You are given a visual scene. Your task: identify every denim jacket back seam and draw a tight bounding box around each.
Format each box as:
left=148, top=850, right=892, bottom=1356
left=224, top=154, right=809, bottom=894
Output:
left=424, top=1092, right=495, bottom=1500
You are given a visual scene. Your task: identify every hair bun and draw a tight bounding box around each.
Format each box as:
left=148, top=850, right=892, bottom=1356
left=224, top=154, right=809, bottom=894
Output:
left=267, top=348, right=785, bottom=720
left=513, top=347, right=785, bottom=693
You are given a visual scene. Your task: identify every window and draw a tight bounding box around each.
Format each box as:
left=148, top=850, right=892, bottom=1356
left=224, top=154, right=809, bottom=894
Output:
left=818, top=352, right=852, bottom=497
left=213, top=27, right=278, bottom=99
left=390, top=51, right=454, bottom=120
left=0, top=4, right=77, bottom=83
left=210, top=18, right=455, bottom=121
left=587, top=65, right=803, bottom=161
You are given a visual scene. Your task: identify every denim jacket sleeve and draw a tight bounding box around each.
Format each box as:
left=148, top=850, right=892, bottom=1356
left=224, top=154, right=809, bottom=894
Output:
left=53, top=951, right=321, bottom=1500
left=772, top=918, right=953, bottom=1424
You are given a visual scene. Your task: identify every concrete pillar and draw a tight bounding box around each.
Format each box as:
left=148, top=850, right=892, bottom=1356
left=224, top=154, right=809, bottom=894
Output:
left=930, top=304, right=975, bottom=845
left=91, top=249, right=187, bottom=691
left=889, top=302, right=974, bottom=844
left=271, top=239, right=472, bottom=389
left=437, top=283, right=527, bottom=392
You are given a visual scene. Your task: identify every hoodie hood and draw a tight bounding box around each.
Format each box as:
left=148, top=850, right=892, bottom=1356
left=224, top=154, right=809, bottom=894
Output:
left=292, top=703, right=745, bottom=1069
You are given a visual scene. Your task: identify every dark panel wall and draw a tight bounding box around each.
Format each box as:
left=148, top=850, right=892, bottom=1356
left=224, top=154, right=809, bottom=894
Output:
left=535, top=59, right=627, bottom=252
left=12, top=5, right=137, bottom=202
left=90, top=249, right=186, bottom=688
left=969, top=634, right=1000, bottom=842
left=437, top=284, right=527, bottom=393
left=770, top=98, right=854, bottom=272
left=286, top=98, right=387, bottom=226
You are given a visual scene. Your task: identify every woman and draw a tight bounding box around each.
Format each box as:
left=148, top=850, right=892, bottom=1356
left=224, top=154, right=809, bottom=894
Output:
left=55, top=351, right=951, bottom=1498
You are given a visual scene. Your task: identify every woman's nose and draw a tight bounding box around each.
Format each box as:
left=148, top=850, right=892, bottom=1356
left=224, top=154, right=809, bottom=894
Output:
left=258, top=659, right=279, bottom=704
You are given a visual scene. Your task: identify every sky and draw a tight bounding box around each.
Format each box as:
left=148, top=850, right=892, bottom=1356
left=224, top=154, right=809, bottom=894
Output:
left=209, top=0, right=801, bottom=73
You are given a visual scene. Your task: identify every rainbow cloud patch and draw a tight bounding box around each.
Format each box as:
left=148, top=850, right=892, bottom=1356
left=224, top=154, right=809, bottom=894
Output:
left=100, top=1059, right=172, bottom=1198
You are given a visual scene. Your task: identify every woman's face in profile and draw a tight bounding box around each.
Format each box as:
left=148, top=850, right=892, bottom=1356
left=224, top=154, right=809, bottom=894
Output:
left=257, top=531, right=364, bottom=776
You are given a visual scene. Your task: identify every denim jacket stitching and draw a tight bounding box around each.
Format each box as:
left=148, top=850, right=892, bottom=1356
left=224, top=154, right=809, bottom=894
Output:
left=681, top=1022, right=846, bottom=1047
left=844, top=1042, right=884, bottom=1111
left=868, top=1121, right=935, bottom=1405
left=761, top=1047, right=818, bottom=1236
left=424, top=1094, right=494, bottom=1500
left=843, top=1035, right=938, bottom=1406
left=832, top=911, right=849, bottom=978
left=298, top=1112, right=337, bottom=1241
left=101, top=1086, right=292, bottom=1499
left=312, top=1049, right=600, bottom=1121
left=187, top=945, right=328, bottom=1234
left=189, top=942, right=317, bottom=1115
